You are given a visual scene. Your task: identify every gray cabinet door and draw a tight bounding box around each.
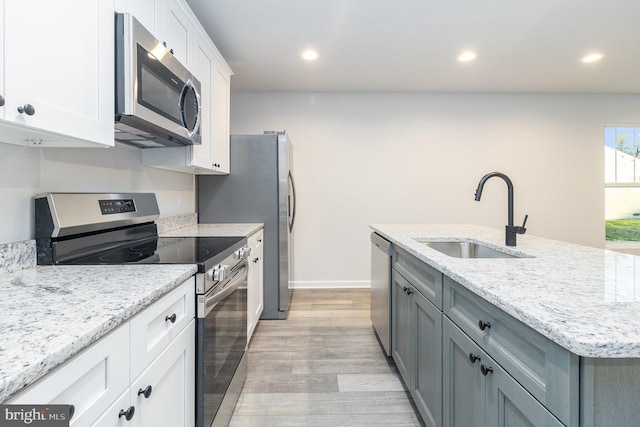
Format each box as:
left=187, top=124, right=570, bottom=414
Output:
left=392, top=270, right=412, bottom=384
left=412, top=290, right=442, bottom=427
left=486, top=359, right=564, bottom=427
left=443, top=317, right=485, bottom=427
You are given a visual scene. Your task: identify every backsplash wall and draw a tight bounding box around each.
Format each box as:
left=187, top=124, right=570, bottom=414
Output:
left=0, top=142, right=195, bottom=244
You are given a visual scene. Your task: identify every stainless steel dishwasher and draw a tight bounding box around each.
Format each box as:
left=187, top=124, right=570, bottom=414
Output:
left=370, top=232, right=393, bottom=356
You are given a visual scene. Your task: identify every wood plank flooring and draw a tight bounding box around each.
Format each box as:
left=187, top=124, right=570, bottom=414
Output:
left=229, top=288, right=425, bottom=426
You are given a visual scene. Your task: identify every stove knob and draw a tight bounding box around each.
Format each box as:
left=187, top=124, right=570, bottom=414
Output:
left=234, top=247, right=252, bottom=260
left=212, top=264, right=229, bottom=281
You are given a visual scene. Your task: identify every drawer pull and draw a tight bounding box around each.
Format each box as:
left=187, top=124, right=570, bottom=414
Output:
left=478, top=320, right=491, bottom=331
left=468, top=353, right=481, bottom=364
left=138, top=385, right=153, bottom=399
left=165, top=313, right=177, bottom=323
left=119, top=406, right=135, bottom=421
left=480, top=364, right=494, bottom=376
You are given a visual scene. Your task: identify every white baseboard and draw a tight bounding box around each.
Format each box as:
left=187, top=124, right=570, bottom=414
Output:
left=292, top=280, right=371, bottom=289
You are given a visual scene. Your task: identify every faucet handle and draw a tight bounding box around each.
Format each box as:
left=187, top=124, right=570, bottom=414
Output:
left=515, top=214, right=528, bottom=234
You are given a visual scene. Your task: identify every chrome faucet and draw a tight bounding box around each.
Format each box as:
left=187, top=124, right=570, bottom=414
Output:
left=474, top=172, right=528, bottom=246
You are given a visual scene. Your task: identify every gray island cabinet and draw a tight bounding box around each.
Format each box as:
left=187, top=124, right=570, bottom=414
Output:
left=372, top=224, right=640, bottom=427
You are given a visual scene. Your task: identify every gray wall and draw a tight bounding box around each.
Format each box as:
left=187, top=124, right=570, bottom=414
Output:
left=229, top=92, right=640, bottom=287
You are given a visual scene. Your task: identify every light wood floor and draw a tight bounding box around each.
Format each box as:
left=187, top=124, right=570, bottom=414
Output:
left=229, top=288, right=425, bottom=426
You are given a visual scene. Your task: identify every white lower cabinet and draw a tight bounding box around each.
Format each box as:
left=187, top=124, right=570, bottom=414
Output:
left=8, top=325, right=130, bottom=426
left=247, top=229, right=264, bottom=338
left=8, top=278, right=195, bottom=427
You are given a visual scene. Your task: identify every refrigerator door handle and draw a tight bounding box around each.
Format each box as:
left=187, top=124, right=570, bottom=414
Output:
left=288, top=171, right=296, bottom=232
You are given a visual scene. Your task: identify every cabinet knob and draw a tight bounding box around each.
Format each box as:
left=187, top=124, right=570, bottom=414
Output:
left=480, top=364, right=493, bottom=376
left=170, top=48, right=174, bottom=55
left=17, top=104, right=35, bottom=115
left=468, top=353, right=481, bottom=364
left=407, top=289, right=413, bottom=295
left=138, top=385, right=153, bottom=399
left=119, top=406, right=135, bottom=421
left=257, top=238, right=262, bottom=243
left=403, top=286, right=408, bottom=293
left=165, top=313, right=177, bottom=323
left=0, top=95, right=4, bottom=106
left=253, top=257, right=259, bottom=263
left=478, top=320, right=491, bottom=331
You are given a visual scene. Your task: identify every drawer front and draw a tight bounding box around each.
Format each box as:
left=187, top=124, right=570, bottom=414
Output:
left=393, top=247, right=442, bottom=309
left=443, top=277, right=578, bottom=426
left=8, top=325, right=129, bottom=427
left=130, top=277, right=195, bottom=380
left=249, top=229, right=264, bottom=252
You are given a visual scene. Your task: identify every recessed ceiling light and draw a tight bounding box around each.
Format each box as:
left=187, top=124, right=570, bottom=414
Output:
left=582, top=53, right=603, bottom=63
left=458, top=51, right=477, bottom=62
left=302, top=50, right=318, bottom=61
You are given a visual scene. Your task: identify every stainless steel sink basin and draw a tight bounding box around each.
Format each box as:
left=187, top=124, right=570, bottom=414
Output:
left=420, top=241, right=522, bottom=259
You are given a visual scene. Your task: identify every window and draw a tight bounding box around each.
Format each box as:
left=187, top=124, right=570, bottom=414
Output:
left=605, top=126, right=640, bottom=242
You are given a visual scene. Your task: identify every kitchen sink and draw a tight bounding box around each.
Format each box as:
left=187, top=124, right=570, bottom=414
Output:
left=419, top=241, right=524, bottom=259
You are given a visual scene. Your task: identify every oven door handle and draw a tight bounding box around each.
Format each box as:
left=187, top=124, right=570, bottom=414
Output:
left=203, top=261, right=248, bottom=318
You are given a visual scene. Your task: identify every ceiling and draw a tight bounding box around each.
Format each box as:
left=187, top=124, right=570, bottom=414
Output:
left=186, top=0, right=640, bottom=93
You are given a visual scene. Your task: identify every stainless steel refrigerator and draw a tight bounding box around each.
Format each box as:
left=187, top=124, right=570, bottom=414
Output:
left=197, top=131, right=296, bottom=319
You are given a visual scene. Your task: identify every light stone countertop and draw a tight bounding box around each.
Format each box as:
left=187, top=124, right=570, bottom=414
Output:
left=0, top=264, right=197, bottom=402
left=159, top=223, right=263, bottom=238
left=370, top=224, right=640, bottom=358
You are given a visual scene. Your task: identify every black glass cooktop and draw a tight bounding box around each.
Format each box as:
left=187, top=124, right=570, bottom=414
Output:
left=62, top=236, right=245, bottom=273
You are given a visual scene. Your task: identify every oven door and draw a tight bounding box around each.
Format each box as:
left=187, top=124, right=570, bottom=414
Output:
left=196, top=261, right=248, bottom=427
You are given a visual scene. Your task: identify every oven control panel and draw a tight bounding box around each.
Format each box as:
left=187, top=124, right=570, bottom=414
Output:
left=99, top=199, right=136, bottom=215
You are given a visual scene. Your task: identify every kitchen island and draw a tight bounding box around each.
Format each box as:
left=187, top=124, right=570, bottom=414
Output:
left=371, top=224, right=640, bottom=427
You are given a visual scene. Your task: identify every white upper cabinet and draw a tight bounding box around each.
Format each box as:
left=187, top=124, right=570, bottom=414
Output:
left=115, top=0, right=156, bottom=33
left=141, top=0, right=233, bottom=175
left=0, top=0, right=115, bottom=147
left=155, top=0, right=192, bottom=66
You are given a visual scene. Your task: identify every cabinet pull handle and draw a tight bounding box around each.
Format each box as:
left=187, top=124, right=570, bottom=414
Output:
left=480, top=364, right=493, bottom=376
left=0, top=95, right=4, bottom=107
left=119, top=406, right=135, bottom=421
left=138, top=385, right=153, bottom=399
left=478, top=320, right=491, bottom=331
left=468, top=353, right=481, bottom=364
left=17, top=104, right=35, bottom=115
left=407, top=289, right=413, bottom=295
left=165, top=313, right=177, bottom=323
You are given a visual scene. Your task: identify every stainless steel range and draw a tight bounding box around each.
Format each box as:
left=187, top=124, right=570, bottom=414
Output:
left=34, top=192, right=248, bottom=427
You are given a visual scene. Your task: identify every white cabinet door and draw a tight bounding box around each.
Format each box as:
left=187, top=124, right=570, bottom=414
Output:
left=190, top=34, right=215, bottom=171
left=247, top=230, right=264, bottom=338
left=155, top=0, right=192, bottom=66
left=115, top=0, right=156, bottom=35
left=131, top=321, right=195, bottom=427
left=8, top=326, right=130, bottom=427
left=2, top=0, right=114, bottom=147
left=211, top=59, right=231, bottom=174
left=91, top=389, right=132, bottom=427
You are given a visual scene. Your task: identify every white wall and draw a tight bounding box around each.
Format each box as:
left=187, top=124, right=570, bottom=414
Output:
left=0, top=142, right=195, bottom=244
left=230, top=92, right=640, bottom=287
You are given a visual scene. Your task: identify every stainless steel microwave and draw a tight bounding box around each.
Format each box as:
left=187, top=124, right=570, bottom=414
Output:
left=115, top=13, right=201, bottom=148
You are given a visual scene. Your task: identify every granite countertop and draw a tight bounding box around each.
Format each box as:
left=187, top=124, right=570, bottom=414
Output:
left=159, top=223, right=263, bottom=238
left=371, top=224, right=640, bottom=358
left=0, top=264, right=197, bottom=402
